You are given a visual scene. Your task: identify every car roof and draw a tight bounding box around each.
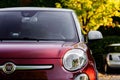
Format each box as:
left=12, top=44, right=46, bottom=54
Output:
left=0, top=7, right=73, bottom=12
left=109, top=43, right=120, bottom=46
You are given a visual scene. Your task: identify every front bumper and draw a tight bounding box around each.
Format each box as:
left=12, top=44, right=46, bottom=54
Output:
left=107, top=61, right=120, bottom=68
left=0, top=59, right=97, bottom=80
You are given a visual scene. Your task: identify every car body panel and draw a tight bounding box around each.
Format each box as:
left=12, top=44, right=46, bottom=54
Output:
left=0, top=41, right=97, bottom=80
left=0, top=58, right=73, bottom=80
left=0, top=7, right=98, bottom=80
left=0, top=41, right=72, bottom=59
left=107, top=53, right=120, bottom=68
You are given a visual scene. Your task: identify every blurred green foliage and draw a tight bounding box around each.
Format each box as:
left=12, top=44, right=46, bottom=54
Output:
left=0, top=0, right=20, bottom=8
left=90, top=25, right=120, bottom=55
left=89, top=36, right=120, bottom=71
left=0, top=0, right=60, bottom=8
left=32, top=0, right=61, bottom=7
left=89, top=36, right=120, bottom=55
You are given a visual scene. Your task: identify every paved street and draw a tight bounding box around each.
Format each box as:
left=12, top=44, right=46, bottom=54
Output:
left=98, top=73, right=120, bottom=80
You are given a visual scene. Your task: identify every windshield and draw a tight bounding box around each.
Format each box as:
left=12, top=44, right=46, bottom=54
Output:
left=0, top=11, right=78, bottom=41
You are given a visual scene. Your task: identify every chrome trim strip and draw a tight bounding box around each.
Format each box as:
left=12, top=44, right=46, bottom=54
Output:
left=16, top=65, right=53, bottom=70
left=0, top=66, right=3, bottom=69
left=0, top=65, right=53, bottom=70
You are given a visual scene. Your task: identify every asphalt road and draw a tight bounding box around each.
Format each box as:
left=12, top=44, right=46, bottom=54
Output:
left=98, top=73, right=120, bottom=80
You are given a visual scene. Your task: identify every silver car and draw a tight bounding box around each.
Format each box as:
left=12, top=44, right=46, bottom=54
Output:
left=105, top=43, right=120, bottom=73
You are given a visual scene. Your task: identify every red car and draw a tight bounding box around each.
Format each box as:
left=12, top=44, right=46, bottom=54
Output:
left=0, top=7, right=102, bottom=80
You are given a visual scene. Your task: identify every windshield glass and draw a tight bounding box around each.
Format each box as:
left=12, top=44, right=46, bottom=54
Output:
left=0, top=11, right=78, bottom=41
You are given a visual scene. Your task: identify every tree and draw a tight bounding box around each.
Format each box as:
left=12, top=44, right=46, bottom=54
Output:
left=0, top=0, right=20, bottom=7
left=32, top=0, right=60, bottom=7
left=56, top=0, right=120, bottom=34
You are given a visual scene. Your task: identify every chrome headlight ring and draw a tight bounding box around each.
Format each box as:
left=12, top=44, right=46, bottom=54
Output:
left=63, top=49, right=87, bottom=71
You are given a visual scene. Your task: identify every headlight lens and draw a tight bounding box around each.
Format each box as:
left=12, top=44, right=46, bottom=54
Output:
left=63, top=49, right=87, bottom=71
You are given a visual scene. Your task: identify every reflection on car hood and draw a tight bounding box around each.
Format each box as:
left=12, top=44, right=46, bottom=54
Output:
left=0, top=41, right=75, bottom=59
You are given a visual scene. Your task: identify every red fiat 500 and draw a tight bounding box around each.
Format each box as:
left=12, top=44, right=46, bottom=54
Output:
left=0, top=7, right=102, bottom=80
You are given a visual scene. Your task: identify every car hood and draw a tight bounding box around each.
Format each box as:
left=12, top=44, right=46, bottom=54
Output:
left=0, top=41, right=75, bottom=59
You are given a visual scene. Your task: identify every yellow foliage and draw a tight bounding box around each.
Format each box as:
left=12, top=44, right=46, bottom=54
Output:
left=55, top=3, right=62, bottom=8
left=56, top=0, right=120, bottom=34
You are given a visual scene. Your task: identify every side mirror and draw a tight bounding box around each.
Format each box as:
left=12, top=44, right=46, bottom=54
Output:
left=88, top=31, right=103, bottom=40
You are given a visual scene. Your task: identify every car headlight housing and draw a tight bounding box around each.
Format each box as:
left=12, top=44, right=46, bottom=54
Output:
left=63, top=49, right=87, bottom=71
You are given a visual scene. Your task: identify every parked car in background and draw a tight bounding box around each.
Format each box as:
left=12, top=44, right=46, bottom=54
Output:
left=0, top=7, right=103, bottom=80
left=105, top=43, right=120, bottom=73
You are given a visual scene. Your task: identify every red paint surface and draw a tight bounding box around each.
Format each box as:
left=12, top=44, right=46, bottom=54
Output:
left=0, top=41, right=97, bottom=80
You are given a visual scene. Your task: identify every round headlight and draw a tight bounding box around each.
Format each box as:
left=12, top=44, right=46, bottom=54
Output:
left=63, top=49, right=87, bottom=71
